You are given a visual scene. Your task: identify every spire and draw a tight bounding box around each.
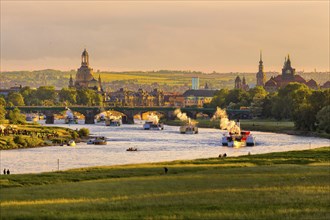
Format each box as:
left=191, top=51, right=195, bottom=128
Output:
left=260, top=50, right=262, bottom=62
left=98, top=74, right=103, bottom=91
left=286, top=54, right=291, bottom=67
left=81, top=49, right=89, bottom=66
left=242, top=76, right=246, bottom=85
left=69, top=74, right=74, bottom=87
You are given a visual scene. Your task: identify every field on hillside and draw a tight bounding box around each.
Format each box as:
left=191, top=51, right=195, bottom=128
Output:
left=1, top=147, right=329, bottom=219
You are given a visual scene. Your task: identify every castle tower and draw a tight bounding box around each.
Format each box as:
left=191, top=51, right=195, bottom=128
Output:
left=282, top=54, right=295, bottom=80
left=256, top=51, right=266, bottom=86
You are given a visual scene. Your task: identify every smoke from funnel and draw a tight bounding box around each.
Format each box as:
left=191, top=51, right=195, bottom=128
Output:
left=174, top=109, right=197, bottom=125
left=147, top=113, right=159, bottom=124
left=66, top=108, right=74, bottom=119
left=106, top=112, right=122, bottom=121
left=212, top=107, right=241, bottom=134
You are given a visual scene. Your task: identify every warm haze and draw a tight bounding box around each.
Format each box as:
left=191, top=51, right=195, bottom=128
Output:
left=1, top=1, right=329, bottom=72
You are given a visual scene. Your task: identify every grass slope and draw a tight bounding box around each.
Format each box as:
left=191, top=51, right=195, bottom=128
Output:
left=0, top=147, right=329, bottom=220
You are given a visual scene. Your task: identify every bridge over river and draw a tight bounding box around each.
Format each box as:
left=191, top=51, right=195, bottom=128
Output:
left=6, top=106, right=252, bottom=124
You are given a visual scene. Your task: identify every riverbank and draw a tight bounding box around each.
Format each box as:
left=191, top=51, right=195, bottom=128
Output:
left=0, top=123, right=80, bottom=150
left=0, top=147, right=329, bottom=219
left=165, top=119, right=330, bottom=139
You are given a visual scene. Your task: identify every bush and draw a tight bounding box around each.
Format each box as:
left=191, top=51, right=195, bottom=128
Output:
left=13, top=135, right=27, bottom=147
left=71, top=131, right=79, bottom=139
left=78, top=128, right=90, bottom=137
left=24, top=137, right=44, bottom=147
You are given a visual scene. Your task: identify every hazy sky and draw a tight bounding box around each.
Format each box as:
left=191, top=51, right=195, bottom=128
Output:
left=1, top=1, right=329, bottom=72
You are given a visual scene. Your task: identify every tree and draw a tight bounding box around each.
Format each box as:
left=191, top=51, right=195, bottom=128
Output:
left=0, top=97, right=6, bottom=106
left=225, top=89, right=251, bottom=109
left=78, top=128, right=90, bottom=137
left=293, top=103, right=315, bottom=131
left=76, top=89, right=103, bottom=106
left=35, top=86, right=57, bottom=103
left=7, top=92, right=25, bottom=106
left=20, top=86, right=39, bottom=106
left=0, top=105, right=6, bottom=121
left=59, top=88, right=77, bottom=105
left=76, top=89, right=92, bottom=105
left=8, top=107, right=26, bottom=124
left=272, top=83, right=312, bottom=120
left=316, top=105, right=330, bottom=133
left=249, top=87, right=268, bottom=118
left=209, top=89, right=229, bottom=108
left=248, top=86, right=268, bottom=100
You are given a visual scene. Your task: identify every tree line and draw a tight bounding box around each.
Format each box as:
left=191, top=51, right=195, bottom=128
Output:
left=207, top=83, right=330, bottom=133
left=0, top=86, right=103, bottom=107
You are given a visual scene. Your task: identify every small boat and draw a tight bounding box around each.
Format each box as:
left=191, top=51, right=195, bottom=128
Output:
left=180, top=124, right=198, bottom=134
left=126, top=147, right=138, bottom=151
left=97, top=115, right=106, bottom=123
left=222, top=131, right=255, bottom=147
left=105, top=119, right=121, bottom=126
left=87, top=139, right=95, bottom=145
left=143, top=121, right=164, bottom=130
left=93, top=136, right=107, bottom=145
left=65, top=116, right=78, bottom=124
left=67, top=140, right=76, bottom=147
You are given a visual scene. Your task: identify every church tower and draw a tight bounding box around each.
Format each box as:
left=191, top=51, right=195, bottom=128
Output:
left=81, top=49, right=89, bottom=66
left=235, top=76, right=242, bottom=89
left=69, top=74, right=74, bottom=88
left=256, top=51, right=266, bottom=86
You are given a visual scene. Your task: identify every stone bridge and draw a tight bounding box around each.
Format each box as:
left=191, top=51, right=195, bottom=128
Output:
left=6, top=106, right=251, bottom=124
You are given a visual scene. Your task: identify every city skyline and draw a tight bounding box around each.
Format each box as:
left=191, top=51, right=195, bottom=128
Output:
left=1, top=1, right=329, bottom=72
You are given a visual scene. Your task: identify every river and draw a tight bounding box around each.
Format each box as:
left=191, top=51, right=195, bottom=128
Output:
left=0, top=120, right=329, bottom=174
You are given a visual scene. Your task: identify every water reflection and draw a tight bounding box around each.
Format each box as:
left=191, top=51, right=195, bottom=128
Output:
left=0, top=120, right=329, bottom=174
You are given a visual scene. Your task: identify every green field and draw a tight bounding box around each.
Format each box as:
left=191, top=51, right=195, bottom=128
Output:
left=1, top=147, right=329, bottom=219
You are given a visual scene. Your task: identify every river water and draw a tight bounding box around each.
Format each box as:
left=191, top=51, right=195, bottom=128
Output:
left=1, top=120, right=329, bottom=174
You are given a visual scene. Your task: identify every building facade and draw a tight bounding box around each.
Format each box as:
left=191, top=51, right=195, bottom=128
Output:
left=264, top=55, right=318, bottom=92
left=183, top=89, right=217, bottom=107
left=106, top=88, right=164, bottom=107
left=234, top=76, right=249, bottom=91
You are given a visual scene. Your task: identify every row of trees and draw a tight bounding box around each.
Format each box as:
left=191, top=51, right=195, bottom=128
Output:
left=0, top=106, right=26, bottom=124
left=208, top=83, right=330, bottom=133
left=0, top=86, right=103, bottom=107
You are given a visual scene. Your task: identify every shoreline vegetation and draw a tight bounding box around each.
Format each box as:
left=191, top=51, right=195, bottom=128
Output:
left=0, top=147, right=329, bottom=219
left=0, top=123, right=89, bottom=150
left=164, top=119, right=330, bottom=139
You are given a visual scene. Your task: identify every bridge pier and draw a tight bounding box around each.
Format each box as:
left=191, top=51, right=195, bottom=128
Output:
left=45, top=114, right=54, bottom=124
left=122, top=115, right=134, bottom=124
left=85, top=111, right=95, bottom=124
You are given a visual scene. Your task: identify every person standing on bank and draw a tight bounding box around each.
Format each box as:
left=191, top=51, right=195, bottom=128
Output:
left=3, top=169, right=6, bottom=175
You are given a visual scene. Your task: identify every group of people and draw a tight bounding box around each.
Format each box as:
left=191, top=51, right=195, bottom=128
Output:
left=3, top=169, right=10, bottom=175
left=218, top=153, right=227, bottom=158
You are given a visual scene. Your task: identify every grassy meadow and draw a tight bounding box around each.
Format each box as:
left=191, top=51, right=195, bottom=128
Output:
left=0, top=147, right=329, bottom=219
